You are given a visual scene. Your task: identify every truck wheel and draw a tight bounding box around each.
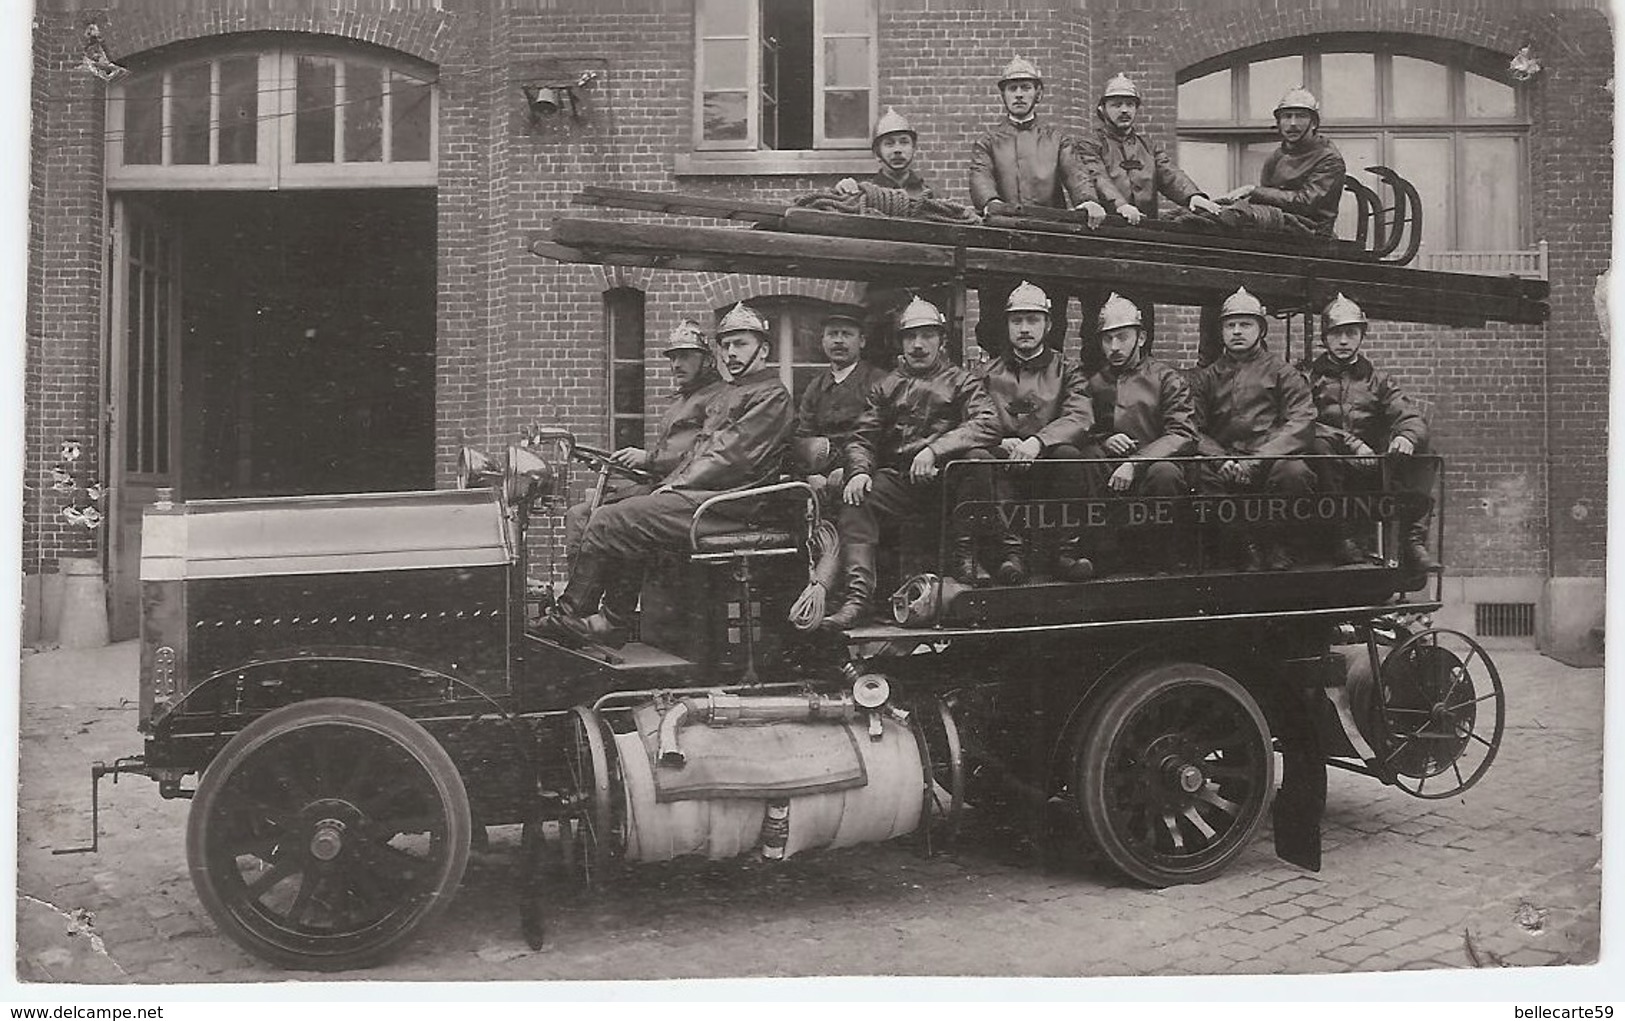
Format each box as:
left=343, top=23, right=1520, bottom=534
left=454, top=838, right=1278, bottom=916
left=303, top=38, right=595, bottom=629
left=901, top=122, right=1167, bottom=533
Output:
left=1074, top=663, right=1274, bottom=887
left=186, top=698, right=471, bottom=971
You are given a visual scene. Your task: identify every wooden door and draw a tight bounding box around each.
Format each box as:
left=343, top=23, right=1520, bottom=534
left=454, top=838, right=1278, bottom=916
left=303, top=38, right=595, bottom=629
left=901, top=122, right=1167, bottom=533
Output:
left=107, top=198, right=182, bottom=639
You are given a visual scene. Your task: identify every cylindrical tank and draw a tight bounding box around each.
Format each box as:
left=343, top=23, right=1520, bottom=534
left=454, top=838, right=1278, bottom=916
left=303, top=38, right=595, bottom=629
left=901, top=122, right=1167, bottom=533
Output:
left=612, top=715, right=924, bottom=864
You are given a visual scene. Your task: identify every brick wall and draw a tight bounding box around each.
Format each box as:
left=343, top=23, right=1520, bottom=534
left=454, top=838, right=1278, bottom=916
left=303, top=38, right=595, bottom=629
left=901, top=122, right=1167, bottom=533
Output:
left=24, top=0, right=1611, bottom=592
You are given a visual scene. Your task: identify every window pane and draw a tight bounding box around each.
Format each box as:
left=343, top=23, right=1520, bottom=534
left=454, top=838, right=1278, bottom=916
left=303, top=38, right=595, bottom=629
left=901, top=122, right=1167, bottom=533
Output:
left=703, top=38, right=749, bottom=89
left=1465, top=72, right=1516, bottom=118
left=122, top=74, right=163, bottom=164
left=613, top=417, right=645, bottom=450
left=295, top=56, right=337, bottom=163
left=701, top=0, right=752, bottom=29
left=824, top=36, right=869, bottom=88
left=1320, top=53, right=1376, bottom=120
left=218, top=56, right=258, bottom=164
left=390, top=72, right=433, bottom=162
left=1247, top=55, right=1303, bottom=121
left=1241, top=141, right=1276, bottom=187
left=609, top=292, right=644, bottom=360
left=1178, top=69, right=1231, bottom=121
left=171, top=63, right=212, bottom=165
left=703, top=92, right=748, bottom=141
left=1391, top=56, right=1449, bottom=119
left=1177, top=140, right=1230, bottom=194
left=1331, top=135, right=1380, bottom=239
left=612, top=366, right=644, bottom=416
left=1390, top=135, right=1453, bottom=252
left=344, top=62, right=384, bottom=162
left=821, top=0, right=871, bottom=35
left=1460, top=136, right=1520, bottom=250
left=824, top=89, right=868, bottom=140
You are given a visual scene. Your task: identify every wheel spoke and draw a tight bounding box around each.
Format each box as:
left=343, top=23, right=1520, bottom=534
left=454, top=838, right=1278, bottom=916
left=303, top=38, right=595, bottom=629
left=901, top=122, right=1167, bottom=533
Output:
left=1451, top=757, right=1465, bottom=790
left=1181, top=805, right=1217, bottom=842
left=1466, top=730, right=1494, bottom=750
left=245, top=857, right=301, bottom=898
left=1160, top=811, right=1184, bottom=852
left=1442, top=691, right=1497, bottom=713
left=1194, top=785, right=1239, bottom=818
left=1382, top=735, right=1416, bottom=765
left=338, top=741, right=382, bottom=801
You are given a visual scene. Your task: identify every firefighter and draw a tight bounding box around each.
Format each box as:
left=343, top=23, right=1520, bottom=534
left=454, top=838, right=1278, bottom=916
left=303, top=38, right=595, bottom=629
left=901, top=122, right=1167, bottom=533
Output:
left=834, top=107, right=934, bottom=200
left=823, top=296, right=1000, bottom=629
left=1076, top=73, right=1222, bottom=226
left=540, top=302, right=793, bottom=647
left=1190, top=287, right=1318, bottom=571
left=965, top=281, right=1100, bottom=583
left=1081, top=293, right=1197, bottom=571
left=564, top=318, right=724, bottom=554
left=968, top=56, right=1097, bottom=357
left=1194, top=86, right=1346, bottom=237
left=795, top=306, right=887, bottom=499
left=1304, top=293, right=1437, bottom=572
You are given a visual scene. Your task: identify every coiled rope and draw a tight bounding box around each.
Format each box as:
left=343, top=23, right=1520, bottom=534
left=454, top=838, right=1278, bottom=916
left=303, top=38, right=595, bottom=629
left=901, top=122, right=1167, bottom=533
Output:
left=788, top=519, right=842, bottom=631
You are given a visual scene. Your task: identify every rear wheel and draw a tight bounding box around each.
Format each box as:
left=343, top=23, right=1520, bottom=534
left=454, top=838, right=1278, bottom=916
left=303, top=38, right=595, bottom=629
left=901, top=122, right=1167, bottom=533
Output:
left=186, top=698, right=471, bottom=971
left=1075, top=663, right=1274, bottom=886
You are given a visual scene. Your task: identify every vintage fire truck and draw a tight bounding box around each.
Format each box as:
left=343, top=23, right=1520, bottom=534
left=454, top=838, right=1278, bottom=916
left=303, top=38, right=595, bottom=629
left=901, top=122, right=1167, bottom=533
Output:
left=67, top=181, right=1539, bottom=971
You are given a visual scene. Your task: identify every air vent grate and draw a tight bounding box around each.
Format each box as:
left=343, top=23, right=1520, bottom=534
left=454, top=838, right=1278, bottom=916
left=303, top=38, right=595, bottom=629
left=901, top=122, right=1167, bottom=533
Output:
left=1474, top=602, right=1535, bottom=638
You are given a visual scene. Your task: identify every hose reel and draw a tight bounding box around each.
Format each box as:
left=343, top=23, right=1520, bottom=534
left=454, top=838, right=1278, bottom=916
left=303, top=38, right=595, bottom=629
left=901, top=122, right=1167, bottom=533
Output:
left=1346, top=628, right=1506, bottom=799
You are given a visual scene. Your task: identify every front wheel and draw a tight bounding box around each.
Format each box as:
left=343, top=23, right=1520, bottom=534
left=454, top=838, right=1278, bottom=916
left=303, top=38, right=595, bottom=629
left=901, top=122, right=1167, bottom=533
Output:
left=186, top=698, right=472, bottom=971
left=1075, top=663, right=1275, bottom=887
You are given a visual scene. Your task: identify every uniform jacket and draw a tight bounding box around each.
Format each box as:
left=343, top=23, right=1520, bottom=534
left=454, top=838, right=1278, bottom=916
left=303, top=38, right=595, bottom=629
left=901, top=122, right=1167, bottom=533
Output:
left=646, top=369, right=726, bottom=478
left=845, top=357, right=1000, bottom=476
left=976, top=347, right=1094, bottom=448
left=1301, top=352, right=1428, bottom=452
left=1190, top=345, right=1317, bottom=458
left=1084, top=356, right=1198, bottom=460
left=968, top=116, right=1089, bottom=212
left=661, top=366, right=793, bottom=492
left=1253, top=134, right=1346, bottom=236
left=796, top=360, right=887, bottom=454
left=1077, top=123, right=1205, bottom=219
left=871, top=166, right=934, bottom=200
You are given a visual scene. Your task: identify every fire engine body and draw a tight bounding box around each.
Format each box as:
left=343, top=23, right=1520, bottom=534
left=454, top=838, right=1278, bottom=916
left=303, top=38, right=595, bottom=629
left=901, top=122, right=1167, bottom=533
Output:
left=77, top=186, right=1528, bottom=971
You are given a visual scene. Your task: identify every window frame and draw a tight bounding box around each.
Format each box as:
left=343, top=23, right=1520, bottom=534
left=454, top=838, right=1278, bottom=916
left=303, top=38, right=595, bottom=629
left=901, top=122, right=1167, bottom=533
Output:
left=106, top=41, right=438, bottom=191
left=690, top=0, right=878, bottom=163
left=605, top=288, right=648, bottom=453
left=1175, top=42, right=1531, bottom=254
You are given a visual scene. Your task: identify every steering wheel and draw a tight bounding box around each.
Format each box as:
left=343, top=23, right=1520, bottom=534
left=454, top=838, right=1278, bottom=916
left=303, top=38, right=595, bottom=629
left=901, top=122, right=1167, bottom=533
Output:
left=571, top=443, right=657, bottom=485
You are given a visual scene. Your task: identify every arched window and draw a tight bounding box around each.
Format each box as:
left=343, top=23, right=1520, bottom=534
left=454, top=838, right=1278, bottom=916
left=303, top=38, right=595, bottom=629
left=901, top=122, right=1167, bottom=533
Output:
left=1177, top=39, right=1531, bottom=268
left=107, top=39, right=437, bottom=189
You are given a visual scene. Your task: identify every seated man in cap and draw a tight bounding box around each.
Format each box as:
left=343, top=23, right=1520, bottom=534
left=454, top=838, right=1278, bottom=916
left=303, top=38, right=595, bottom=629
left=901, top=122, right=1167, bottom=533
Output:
left=966, top=281, right=1100, bottom=584
left=564, top=318, right=724, bottom=557
left=969, top=56, right=1097, bottom=357
left=1303, top=293, right=1437, bottom=574
left=1077, top=73, right=1222, bottom=227
left=541, top=302, right=793, bottom=647
left=1081, top=293, right=1198, bottom=573
left=1189, top=287, right=1318, bottom=572
left=795, top=306, right=888, bottom=501
left=835, top=107, right=935, bottom=201
left=823, top=296, right=1000, bottom=629
left=1192, top=86, right=1345, bottom=237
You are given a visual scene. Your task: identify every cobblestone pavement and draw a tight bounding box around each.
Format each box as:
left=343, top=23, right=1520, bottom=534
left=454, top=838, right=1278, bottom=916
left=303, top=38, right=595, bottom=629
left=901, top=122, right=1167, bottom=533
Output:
left=14, top=641, right=1603, bottom=985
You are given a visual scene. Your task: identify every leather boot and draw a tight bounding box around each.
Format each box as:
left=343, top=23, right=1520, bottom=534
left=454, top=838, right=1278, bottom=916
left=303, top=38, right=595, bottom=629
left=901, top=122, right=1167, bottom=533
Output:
left=1053, top=535, right=1096, bottom=582
left=536, top=552, right=609, bottom=644
left=580, top=564, right=642, bottom=648
left=994, top=534, right=1027, bottom=586
left=822, top=542, right=876, bottom=630
left=1404, top=523, right=1439, bottom=572
left=950, top=533, right=980, bottom=584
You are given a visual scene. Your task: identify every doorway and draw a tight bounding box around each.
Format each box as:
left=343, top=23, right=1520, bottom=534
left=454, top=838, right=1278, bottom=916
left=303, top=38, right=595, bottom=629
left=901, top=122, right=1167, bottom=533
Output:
left=107, top=188, right=437, bottom=636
